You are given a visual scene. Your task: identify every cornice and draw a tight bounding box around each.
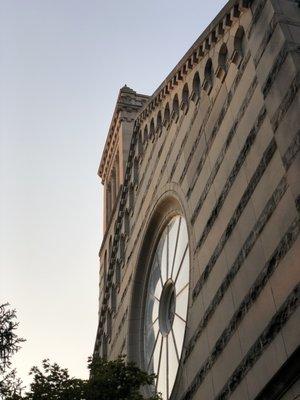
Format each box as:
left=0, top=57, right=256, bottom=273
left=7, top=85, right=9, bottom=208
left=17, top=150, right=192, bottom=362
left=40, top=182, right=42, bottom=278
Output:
left=136, top=0, right=252, bottom=126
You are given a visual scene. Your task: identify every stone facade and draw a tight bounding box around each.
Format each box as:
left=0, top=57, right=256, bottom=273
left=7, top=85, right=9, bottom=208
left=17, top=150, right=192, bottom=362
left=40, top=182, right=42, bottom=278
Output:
left=94, top=0, right=300, bottom=399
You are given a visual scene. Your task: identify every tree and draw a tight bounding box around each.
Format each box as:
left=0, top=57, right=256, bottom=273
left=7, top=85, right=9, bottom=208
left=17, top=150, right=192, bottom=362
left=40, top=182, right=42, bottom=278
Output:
left=0, top=369, right=23, bottom=400
left=0, top=304, right=161, bottom=399
left=24, top=359, right=85, bottom=400
left=5, top=357, right=161, bottom=400
left=86, top=356, right=161, bottom=400
left=0, top=303, right=25, bottom=400
left=0, top=303, right=25, bottom=374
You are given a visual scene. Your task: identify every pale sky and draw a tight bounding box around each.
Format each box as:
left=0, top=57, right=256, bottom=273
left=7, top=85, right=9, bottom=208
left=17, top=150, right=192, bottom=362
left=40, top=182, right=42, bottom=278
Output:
left=0, top=0, right=227, bottom=387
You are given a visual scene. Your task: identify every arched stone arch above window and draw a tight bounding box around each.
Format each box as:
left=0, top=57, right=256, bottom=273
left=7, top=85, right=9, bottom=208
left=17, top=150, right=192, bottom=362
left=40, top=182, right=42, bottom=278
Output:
left=180, top=83, right=190, bottom=114
left=232, top=26, right=246, bottom=66
left=156, top=111, right=162, bottom=136
left=216, top=43, right=228, bottom=82
left=163, top=103, right=170, bottom=128
left=171, top=94, right=179, bottom=122
left=203, top=58, right=214, bottom=95
left=191, top=71, right=201, bottom=103
left=149, top=118, right=155, bottom=141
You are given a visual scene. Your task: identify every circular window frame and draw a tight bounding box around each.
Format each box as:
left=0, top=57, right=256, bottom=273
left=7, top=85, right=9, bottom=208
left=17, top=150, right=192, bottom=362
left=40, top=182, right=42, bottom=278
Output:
left=128, top=195, right=190, bottom=400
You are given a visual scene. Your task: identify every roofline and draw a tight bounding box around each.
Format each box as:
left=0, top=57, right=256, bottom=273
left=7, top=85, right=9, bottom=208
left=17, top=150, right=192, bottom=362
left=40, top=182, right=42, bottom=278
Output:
left=136, top=0, right=251, bottom=124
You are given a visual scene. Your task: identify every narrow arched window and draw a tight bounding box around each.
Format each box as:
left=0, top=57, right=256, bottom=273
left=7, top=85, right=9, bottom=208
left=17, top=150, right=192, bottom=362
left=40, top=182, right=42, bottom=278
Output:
left=156, top=111, right=162, bottom=135
left=216, top=43, right=228, bottom=81
left=203, top=58, right=213, bottom=94
left=192, top=71, right=200, bottom=102
left=181, top=83, right=189, bottom=113
left=219, top=43, right=228, bottom=70
left=163, top=103, right=170, bottom=127
left=233, top=26, right=246, bottom=65
left=149, top=118, right=155, bottom=140
left=172, top=94, right=179, bottom=121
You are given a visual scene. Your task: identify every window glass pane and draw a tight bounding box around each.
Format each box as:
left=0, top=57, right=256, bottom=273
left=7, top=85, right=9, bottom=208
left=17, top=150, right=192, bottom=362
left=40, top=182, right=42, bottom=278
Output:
left=168, top=217, right=180, bottom=280
left=143, top=216, right=190, bottom=400
left=156, top=231, right=168, bottom=284
left=145, top=294, right=159, bottom=328
left=172, top=315, right=185, bottom=357
left=145, top=320, right=159, bottom=370
left=171, top=219, right=188, bottom=281
left=152, top=333, right=162, bottom=375
left=149, top=258, right=162, bottom=299
left=175, top=285, right=189, bottom=321
left=175, top=250, right=189, bottom=294
left=168, top=332, right=179, bottom=395
left=157, top=337, right=168, bottom=400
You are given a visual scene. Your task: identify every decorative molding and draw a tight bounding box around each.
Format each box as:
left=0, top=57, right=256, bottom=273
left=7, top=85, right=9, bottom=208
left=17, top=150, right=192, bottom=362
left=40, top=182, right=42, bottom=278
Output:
left=135, top=0, right=252, bottom=126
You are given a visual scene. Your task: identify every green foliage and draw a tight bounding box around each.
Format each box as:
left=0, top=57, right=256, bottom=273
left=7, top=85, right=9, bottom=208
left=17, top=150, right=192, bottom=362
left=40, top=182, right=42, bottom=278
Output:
left=0, top=369, right=23, bottom=400
left=0, top=303, right=25, bottom=374
left=86, top=355, right=162, bottom=400
left=1, top=357, right=161, bottom=400
left=0, top=304, right=25, bottom=400
left=24, top=359, right=85, bottom=400
left=0, top=303, right=162, bottom=400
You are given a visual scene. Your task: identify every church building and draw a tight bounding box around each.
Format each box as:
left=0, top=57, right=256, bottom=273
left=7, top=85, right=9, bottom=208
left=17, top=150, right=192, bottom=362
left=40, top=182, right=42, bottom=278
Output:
left=94, top=0, right=300, bottom=399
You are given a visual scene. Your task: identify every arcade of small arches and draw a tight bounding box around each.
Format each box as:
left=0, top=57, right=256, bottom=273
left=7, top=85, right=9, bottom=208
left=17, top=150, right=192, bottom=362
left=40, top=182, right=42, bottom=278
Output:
left=138, top=25, right=246, bottom=146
